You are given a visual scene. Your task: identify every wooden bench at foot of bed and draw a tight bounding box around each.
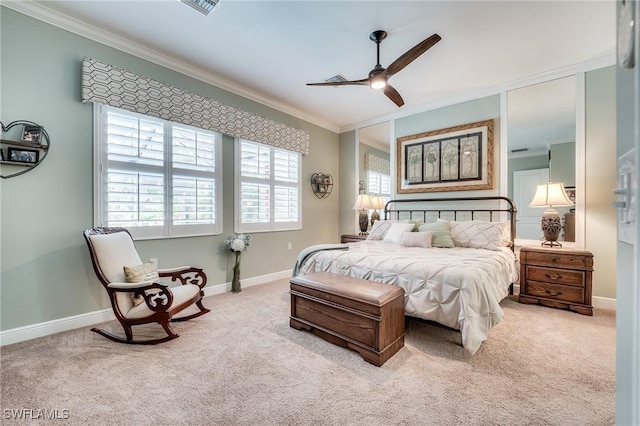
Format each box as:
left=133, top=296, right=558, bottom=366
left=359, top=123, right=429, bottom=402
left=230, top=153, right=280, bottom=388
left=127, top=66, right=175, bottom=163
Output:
left=289, top=271, right=405, bottom=366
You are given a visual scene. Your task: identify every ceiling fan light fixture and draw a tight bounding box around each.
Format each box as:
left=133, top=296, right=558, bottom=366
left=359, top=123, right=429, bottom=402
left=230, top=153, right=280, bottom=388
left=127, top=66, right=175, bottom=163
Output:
left=370, top=75, right=387, bottom=90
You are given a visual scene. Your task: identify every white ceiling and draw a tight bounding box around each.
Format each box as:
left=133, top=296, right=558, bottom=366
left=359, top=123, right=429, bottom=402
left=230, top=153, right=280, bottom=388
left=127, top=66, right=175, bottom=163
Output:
left=10, top=0, right=616, bottom=137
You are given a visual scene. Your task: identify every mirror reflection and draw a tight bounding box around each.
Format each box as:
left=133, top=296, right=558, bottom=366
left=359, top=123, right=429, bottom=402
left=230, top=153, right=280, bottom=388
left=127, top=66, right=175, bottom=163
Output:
left=358, top=122, right=391, bottom=224
left=507, top=76, right=576, bottom=242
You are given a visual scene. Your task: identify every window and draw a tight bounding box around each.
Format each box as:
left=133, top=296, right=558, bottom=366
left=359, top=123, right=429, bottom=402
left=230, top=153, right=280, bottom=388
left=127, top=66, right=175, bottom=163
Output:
left=235, top=138, right=301, bottom=233
left=368, top=170, right=391, bottom=203
left=94, top=105, right=222, bottom=239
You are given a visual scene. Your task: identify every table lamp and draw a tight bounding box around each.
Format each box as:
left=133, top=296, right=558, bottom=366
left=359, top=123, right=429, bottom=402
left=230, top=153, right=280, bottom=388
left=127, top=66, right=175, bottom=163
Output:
left=369, top=195, right=386, bottom=226
left=353, top=194, right=373, bottom=235
left=528, top=182, right=574, bottom=247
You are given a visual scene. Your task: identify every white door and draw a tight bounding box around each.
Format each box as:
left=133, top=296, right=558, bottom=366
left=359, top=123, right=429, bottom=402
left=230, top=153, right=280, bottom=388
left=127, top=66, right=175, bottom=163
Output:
left=513, top=168, right=549, bottom=240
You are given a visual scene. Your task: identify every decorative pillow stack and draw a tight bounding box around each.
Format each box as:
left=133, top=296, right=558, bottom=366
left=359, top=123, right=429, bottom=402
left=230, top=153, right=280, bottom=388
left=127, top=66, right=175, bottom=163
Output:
left=124, top=262, right=160, bottom=306
left=382, top=222, right=416, bottom=244
left=367, top=219, right=423, bottom=241
left=438, top=219, right=510, bottom=250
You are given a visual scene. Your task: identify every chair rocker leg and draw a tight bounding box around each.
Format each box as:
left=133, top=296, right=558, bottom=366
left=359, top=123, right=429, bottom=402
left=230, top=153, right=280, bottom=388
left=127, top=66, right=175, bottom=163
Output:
left=171, top=299, right=211, bottom=322
left=91, top=322, right=179, bottom=345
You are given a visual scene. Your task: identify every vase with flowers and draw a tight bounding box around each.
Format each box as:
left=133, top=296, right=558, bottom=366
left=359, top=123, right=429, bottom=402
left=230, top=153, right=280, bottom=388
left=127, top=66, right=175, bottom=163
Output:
left=224, top=233, right=252, bottom=293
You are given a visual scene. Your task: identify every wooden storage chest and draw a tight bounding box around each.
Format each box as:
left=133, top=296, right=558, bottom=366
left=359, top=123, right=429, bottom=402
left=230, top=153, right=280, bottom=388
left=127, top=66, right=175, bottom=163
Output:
left=290, top=271, right=405, bottom=366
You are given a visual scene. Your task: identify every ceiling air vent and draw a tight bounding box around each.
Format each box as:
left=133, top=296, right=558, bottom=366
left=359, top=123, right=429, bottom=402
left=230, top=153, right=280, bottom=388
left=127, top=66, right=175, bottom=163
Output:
left=181, top=0, right=218, bottom=16
left=325, top=74, right=348, bottom=83
left=511, top=148, right=529, bottom=153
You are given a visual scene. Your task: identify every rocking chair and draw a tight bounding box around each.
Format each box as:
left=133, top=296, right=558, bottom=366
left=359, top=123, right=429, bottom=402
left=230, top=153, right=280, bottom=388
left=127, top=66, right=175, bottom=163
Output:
left=84, top=227, right=210, bottom=344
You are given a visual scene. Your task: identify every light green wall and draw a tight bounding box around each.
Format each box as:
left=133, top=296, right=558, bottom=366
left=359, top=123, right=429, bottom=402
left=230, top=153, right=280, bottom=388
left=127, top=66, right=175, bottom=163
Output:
left=0, top=8, right=339, bottom=331
left=338, top=130, right=356, bottom=235
left=395, top=95, right=502, bottom=199
left=549, top=142, right=576, bottom=186
left=584, top=66, right=617, bottom=301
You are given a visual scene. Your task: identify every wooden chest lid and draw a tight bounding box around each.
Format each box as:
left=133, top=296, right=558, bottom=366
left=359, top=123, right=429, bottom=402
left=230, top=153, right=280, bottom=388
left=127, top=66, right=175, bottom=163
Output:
left=290, top=271, right=404, bottom=307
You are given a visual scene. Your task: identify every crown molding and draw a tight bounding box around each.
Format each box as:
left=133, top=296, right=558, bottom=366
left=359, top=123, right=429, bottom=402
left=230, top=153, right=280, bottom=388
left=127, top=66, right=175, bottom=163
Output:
left=2, top=1, right=340, bottom=133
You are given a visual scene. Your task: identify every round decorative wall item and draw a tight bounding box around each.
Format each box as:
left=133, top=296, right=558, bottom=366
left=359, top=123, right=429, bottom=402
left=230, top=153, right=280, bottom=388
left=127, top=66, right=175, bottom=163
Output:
left=1, top=120, right=50, bottom=179
left=311, top=173, right=333, bottom=199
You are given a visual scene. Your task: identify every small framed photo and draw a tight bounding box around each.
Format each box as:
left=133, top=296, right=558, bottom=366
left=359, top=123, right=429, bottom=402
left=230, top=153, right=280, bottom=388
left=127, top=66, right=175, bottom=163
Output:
left=7, top=147, right=39, bottom=163
left=21, top=125, right=42, bottom=144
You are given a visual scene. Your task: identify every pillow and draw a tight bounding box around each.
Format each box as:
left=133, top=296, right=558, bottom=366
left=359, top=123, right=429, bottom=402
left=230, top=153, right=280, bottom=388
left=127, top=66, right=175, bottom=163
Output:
left=124, top=263, right=160, bottom=307
left=383, top=223, right=416, bottom=244
left=124, top=262, right=159, bottom=283
left=400, top=231, right=433, bottom=248
left=417, top=222, right=455, bottom=248
left=367, top=220, right=397, bottom=240
left=440, top=219, right=510, bottom=250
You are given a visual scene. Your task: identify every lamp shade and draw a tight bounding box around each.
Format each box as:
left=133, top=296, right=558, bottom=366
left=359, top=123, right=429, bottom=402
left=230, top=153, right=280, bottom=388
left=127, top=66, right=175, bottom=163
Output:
left=353, top=194, right=373, bottom=210
left=370, top=195, right=386, bottom=210
left=529, top=182, right=574, bottom=208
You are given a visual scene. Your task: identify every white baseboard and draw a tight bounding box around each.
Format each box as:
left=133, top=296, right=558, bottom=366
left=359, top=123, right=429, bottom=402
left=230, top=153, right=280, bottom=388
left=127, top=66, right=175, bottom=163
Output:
left=2, top=272, right=614, bottom=347
left=0, top=269, right=293, bottom=347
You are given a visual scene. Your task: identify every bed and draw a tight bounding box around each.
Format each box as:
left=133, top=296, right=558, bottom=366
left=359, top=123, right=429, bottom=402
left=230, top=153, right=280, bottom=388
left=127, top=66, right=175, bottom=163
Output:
left=295, top=196, right=519, bottom=355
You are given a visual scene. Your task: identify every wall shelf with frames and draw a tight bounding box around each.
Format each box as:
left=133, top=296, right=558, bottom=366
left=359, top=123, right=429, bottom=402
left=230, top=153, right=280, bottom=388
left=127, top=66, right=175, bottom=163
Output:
left=0, top=120, right=50, bottom=179
left=311, top=173, right=333, bottom=199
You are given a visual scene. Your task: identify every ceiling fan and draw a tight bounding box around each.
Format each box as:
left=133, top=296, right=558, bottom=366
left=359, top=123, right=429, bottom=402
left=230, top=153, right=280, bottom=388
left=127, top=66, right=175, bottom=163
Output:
left=307, top=30, right=441, bottom=107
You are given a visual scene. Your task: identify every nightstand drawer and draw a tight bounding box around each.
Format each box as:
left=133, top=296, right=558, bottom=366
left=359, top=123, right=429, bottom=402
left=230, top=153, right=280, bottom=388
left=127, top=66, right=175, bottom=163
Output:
left=525, top=266, right=584, bottom=287
left=524, top=281, right=584, bottom=304
left=523, top=251, right=587, bottom=269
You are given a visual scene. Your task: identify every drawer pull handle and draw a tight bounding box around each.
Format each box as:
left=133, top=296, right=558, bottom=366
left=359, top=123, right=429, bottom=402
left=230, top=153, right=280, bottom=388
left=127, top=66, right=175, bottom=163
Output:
left=544, top=288, right=560, bottom=297
left=551, top=257, right=558, bottom=263
left=545, top=273, right=563, bottom=280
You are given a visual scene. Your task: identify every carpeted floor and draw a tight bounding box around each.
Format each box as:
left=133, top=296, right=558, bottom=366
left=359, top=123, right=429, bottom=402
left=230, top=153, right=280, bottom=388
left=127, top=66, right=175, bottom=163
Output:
left=1, top=279, right=615, bottom=425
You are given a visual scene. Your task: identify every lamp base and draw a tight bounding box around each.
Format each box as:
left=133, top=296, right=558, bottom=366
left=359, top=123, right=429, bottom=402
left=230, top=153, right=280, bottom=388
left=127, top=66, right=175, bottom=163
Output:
left=370, top=210, right=380, bottom=227
left=358, top=210, right=369, bottom=235
left=540, top=212, right=562, bottom=248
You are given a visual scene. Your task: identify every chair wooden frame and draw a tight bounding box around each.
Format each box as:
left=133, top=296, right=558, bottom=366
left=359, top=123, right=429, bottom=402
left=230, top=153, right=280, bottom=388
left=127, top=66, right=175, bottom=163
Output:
left=84, top=227, right=210, bottom=345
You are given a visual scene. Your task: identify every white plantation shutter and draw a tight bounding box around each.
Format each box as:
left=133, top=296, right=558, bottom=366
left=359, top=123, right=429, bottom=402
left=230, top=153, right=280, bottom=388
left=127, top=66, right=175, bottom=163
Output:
left=95, top=105, right=222, bottom=239
left=236, top=139, right=301, bottom=232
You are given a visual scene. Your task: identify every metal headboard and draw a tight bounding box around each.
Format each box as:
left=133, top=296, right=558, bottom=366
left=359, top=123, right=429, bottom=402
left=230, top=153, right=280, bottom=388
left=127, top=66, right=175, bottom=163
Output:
left=383, top=196, right=518, bottom=251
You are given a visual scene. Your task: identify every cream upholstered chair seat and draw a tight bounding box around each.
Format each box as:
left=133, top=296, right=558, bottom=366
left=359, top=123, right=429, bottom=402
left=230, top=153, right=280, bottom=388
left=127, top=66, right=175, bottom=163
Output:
left=84, top=227, right=210, bottom=345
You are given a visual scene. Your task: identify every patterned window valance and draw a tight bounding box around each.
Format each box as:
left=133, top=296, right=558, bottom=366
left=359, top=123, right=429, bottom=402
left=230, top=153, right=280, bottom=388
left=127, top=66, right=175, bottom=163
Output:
left=81, top=57, right=309, bottom=155
left=364, top=153, right=390, bottom=174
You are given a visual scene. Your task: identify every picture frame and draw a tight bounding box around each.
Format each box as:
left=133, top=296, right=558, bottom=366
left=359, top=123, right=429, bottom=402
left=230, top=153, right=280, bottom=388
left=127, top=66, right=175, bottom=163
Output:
left=7, top=147, right=39, bottom=164
left=396, top=119, right=494, bottom=193
left=21, top=125, right=42, bottom=144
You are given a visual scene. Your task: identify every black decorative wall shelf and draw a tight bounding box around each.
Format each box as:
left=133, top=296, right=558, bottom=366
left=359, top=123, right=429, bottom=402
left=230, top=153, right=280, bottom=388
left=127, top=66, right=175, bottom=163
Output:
left=0, top=120, right=50, bottom=179
left=311, top=173, right=333, bottom=199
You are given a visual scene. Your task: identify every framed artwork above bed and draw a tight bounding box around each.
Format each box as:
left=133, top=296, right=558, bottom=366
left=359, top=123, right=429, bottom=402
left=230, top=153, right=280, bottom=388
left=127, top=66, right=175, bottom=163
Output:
left=396, top=119, right=494, bottom=193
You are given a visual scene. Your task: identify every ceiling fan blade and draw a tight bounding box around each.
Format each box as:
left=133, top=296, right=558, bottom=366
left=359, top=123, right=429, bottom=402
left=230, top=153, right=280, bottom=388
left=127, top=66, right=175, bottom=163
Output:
left=384, top=34, right=441, bottom=78
left=383, top=84, right=404, bottom=107
left=306, top=78, right=370, bottom=87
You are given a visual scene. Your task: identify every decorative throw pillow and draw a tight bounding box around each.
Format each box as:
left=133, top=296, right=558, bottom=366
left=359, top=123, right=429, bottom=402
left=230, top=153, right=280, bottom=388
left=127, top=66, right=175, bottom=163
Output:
left=124, top=263, right=160, bottom=306
left=383, top=222, right=416, bottom=244
left=417, top=222, right=455, bottom=248
left=400, top=231, right=433, bottom=248
left=366, top=220, right=397, bottom=240
left=440, top=219, right=510, bottom=250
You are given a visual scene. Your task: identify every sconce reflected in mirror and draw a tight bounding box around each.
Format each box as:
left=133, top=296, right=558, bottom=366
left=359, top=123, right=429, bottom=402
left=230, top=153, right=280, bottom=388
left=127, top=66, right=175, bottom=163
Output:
left=358, top=179, right=366, bottom=194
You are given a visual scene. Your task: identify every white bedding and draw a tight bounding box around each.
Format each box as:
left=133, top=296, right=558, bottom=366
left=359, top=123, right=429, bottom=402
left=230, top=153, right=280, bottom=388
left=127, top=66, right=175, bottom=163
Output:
left=297, top=240, right=519, bottom=354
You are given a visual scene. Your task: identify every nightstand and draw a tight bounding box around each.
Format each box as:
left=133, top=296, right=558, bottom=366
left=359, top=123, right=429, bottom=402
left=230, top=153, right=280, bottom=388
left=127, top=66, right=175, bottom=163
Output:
left=519, top=246, right=593, bottom=315
left=340, top=234, right=367, bottom=243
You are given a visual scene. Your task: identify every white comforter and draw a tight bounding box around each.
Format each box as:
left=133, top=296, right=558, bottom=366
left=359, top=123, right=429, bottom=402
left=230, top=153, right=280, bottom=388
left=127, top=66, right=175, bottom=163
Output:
left=297, top=240, right=519, bottom=354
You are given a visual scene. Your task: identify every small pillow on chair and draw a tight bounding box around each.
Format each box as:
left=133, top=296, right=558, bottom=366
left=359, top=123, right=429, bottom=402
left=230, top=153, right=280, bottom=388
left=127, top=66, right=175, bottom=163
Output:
left=124, top=263, right=160, bottom=306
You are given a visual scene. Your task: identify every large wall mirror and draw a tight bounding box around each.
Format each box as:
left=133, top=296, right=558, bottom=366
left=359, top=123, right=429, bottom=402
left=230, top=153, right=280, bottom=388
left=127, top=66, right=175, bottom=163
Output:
left=507, top=76, right=577, bottom=244
left=357, top=122, right=391, bottom=228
